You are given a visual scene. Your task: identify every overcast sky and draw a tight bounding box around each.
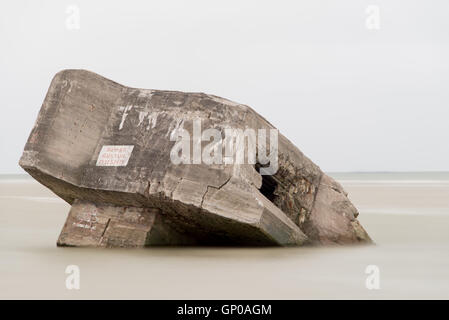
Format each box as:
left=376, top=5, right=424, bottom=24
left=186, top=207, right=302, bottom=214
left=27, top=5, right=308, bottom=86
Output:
left=1, top=0, right=448, bottom=173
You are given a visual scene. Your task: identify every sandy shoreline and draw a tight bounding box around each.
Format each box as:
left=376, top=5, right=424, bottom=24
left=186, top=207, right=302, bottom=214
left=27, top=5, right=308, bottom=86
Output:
left=0, top=174, right=448, bottom=299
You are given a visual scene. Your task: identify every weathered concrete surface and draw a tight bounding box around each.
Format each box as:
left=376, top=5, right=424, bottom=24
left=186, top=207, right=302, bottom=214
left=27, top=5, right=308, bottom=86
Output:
left=19, top=69, right=371, bottom=247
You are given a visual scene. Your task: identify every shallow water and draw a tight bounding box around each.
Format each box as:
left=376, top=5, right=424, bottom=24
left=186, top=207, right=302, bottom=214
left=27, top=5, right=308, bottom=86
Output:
left=0, top=173, right=448, bottom=299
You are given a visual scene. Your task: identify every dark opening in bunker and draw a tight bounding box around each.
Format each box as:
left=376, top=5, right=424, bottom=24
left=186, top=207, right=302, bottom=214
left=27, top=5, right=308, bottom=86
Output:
left=255, top=163, right=278, bottom=203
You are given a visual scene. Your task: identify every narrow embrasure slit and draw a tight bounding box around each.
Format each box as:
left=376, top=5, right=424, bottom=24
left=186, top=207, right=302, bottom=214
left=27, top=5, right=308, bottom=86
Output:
left=255, top=163, right=278, bottom=203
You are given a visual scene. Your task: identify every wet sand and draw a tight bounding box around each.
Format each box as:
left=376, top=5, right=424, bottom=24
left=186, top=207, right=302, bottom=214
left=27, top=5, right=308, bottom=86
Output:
left=0, top=173, right=448, bottom=299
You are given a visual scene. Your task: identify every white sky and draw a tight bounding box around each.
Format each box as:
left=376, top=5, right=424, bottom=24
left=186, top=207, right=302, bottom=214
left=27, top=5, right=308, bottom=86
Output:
left=1, top=0, right=448, bottom=173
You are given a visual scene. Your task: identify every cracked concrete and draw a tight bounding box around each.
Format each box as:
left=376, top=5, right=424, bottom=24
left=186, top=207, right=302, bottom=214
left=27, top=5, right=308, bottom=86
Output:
left=200, top=176, right=232, bottom=208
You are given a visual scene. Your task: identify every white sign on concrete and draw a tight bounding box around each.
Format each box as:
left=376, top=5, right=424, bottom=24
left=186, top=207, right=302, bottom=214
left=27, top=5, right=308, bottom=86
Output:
left=96, top=145, right=134, bottom=166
